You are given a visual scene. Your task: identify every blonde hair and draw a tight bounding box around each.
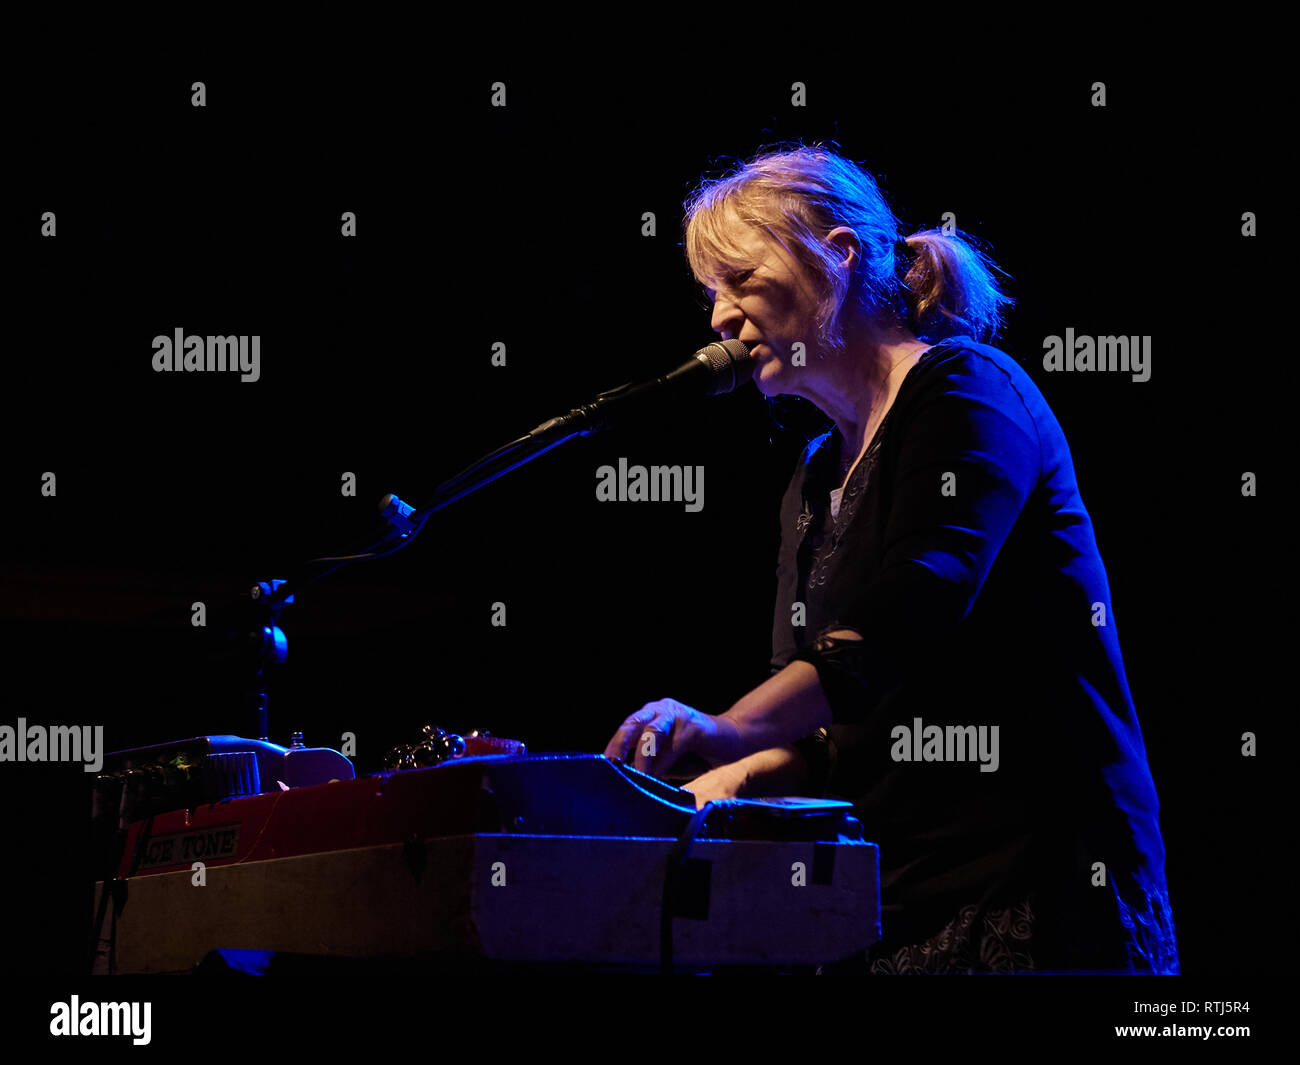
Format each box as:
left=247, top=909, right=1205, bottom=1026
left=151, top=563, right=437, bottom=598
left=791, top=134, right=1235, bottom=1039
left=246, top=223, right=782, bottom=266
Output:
left=684, top=145, right=1014, bottom=347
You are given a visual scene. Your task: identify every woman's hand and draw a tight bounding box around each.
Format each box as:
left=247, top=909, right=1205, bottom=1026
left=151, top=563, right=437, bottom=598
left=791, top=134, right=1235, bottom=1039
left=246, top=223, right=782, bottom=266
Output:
left=603, top=698, right=746, bottom=777
left=681, top=745, right=811, bottom=809
left=681, top=761, right=750, bottom=809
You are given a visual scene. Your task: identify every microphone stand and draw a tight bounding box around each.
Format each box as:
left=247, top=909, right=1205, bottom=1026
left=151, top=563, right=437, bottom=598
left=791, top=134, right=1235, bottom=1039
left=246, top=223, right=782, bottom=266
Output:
left=242, top=335, right=750, bottom=743
left=244, top=392, right=629, bottom=743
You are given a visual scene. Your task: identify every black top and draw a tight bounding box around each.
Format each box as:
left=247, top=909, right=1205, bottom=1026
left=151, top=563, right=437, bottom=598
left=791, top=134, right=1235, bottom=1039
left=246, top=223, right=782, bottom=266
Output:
left=773, top=335, right=1178, bottom=973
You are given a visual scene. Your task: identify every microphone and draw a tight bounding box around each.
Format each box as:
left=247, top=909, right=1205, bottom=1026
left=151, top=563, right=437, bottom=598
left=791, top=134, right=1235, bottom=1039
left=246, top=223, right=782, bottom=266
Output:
left=529, top=339, right=753, bottom=437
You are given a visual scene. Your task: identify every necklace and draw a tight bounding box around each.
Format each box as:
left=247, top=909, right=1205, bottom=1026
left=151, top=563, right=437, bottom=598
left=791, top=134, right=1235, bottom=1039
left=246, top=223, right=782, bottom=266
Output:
left=837, top=349, right=924, bottom=475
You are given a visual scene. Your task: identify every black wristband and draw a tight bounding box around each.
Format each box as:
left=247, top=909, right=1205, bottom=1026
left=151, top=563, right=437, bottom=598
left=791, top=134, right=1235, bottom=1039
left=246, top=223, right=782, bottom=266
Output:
left=791, top=728, right=837, bottom=798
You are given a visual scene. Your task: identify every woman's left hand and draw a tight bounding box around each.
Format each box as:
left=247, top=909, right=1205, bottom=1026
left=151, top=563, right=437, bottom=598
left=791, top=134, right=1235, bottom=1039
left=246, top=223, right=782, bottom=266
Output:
left=680, top=761, right=750, bottom=809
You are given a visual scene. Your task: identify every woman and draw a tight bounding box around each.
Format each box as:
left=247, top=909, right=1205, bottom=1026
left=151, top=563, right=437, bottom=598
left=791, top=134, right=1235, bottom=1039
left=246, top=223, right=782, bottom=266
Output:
left=603, top=145, right=1177, bottom=974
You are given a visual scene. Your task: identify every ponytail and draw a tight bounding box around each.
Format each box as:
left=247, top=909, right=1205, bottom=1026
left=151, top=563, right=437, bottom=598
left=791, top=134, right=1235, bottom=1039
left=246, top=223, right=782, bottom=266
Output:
left=898, top=229, right=1015, bottom=343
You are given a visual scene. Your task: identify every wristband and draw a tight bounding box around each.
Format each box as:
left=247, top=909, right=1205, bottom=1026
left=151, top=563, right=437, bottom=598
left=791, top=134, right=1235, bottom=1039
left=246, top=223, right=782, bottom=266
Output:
left=791, top=727, right=837, bottom=798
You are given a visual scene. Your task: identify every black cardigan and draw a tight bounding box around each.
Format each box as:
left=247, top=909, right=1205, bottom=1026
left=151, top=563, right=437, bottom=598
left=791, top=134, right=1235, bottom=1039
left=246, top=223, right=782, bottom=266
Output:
left=773, top=335, right=1177, bottom=972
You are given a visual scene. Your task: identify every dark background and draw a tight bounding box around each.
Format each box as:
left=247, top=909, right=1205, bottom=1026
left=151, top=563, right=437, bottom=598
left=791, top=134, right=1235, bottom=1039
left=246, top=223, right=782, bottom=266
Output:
left=2, top=41, right=1278, bottom=1016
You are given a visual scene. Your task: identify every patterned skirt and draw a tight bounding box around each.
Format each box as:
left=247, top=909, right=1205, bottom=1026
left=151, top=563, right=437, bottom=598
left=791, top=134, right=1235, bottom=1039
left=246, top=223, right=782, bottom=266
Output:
left=840, top=881, right=1180, bottom=975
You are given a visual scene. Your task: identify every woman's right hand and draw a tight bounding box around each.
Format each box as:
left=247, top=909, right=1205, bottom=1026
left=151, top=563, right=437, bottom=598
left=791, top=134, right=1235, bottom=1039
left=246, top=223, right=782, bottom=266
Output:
left=603, top=698, right=746, bottom=776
